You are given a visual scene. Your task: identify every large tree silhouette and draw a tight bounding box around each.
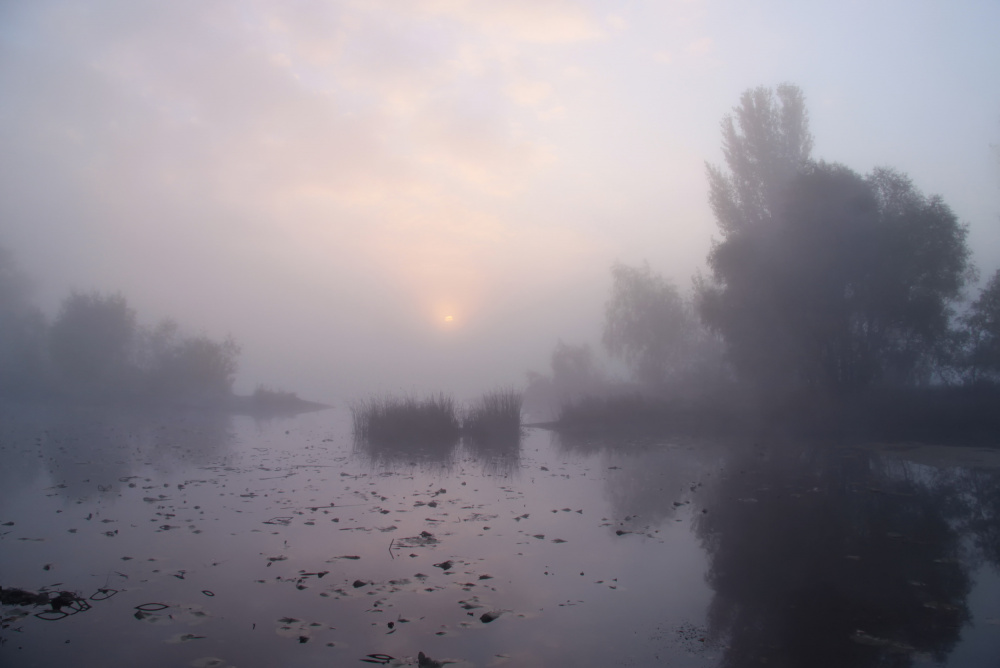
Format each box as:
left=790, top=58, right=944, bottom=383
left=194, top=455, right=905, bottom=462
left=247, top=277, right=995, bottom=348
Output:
left=699, top=86, right=970, bottom=397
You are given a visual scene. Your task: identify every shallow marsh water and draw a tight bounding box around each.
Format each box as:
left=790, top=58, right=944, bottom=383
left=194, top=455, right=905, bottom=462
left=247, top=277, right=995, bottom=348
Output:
left=1, top=403, right=999, bottom=667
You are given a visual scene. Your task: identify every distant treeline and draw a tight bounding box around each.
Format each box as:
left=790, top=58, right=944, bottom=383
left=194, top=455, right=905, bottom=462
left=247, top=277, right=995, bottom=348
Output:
left=0, top=248, right=239, bottom=405
left=528, top=84, right=1000, bottom=434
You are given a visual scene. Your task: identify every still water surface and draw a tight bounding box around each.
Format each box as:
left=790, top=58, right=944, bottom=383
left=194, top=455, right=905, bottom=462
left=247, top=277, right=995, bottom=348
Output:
left=2, top=403, right=999, bottom=667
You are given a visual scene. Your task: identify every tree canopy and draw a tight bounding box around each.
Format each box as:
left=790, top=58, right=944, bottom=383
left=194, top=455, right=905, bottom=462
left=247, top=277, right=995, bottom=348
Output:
left=602, top=262, right=710, bottom=387
left=0, top=251, right=243, bottom=403
left=699, top=85, right=971, bottom=397
left=0, top=245, right=46, bottom=394
left=49, top=291, right=137, bottom=389
left=964, top=269, right=1000, bottom=381
left=706, top=84, right=813, bottom=236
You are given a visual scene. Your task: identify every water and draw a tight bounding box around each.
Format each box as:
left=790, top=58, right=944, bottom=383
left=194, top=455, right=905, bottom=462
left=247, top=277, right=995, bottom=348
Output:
left=1, top=403, right=998, bottom=667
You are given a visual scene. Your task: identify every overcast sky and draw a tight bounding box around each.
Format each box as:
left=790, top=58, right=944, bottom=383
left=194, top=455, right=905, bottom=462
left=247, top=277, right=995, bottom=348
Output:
left=1, top=0, right=998, bottom=402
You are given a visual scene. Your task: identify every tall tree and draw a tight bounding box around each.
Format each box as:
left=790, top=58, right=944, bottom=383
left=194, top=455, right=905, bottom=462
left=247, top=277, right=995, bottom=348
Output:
left=706, top=84, right=813, bottom=235
left=700, top=86, right=970, bottom=395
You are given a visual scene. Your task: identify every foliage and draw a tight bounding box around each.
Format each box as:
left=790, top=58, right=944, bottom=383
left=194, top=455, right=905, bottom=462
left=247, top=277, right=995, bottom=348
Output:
left=706, top=83, right=813, bottom=235
left=963, top=268, right=1000, bottom=380
left=48, top=291, right=137, bottom=389
left=154, top=335, right=241, bottom=398
left=0, top=246, right=46, bottom=394
left=524, top=340, right=607, bottom=421
left=351, top=393, right=460, bottom=445
left=463, top=388, right=522, bottom=442
left=252, top=384, right=301, bottom=406
left=0, top=244, right=244, bottom=404
left=603, top=262, right=719, bottom=387
left=557, top=393, right=663, bottom=431
left=700, top=85, right=971, bottom=396
left=549, top=340, right=605, bottom=400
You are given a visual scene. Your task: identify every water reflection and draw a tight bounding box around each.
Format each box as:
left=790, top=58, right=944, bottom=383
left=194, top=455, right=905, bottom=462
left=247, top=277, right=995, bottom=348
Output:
left=461, top=433, right=522, bottom=479
left=552, top=430, right=720, bottom=534
left=693, top=441, right=986, bottom=667
left=352, top=434, right=460, bottom=471
left=3, top=405, right=998, bottom=667
left=551, top=429, right=1000, bottom=666
left=958, top=468, right=1000, bottom=568
left=0, top=402, right=237, bottom=503
left=352, top=431, right=522, bottom=478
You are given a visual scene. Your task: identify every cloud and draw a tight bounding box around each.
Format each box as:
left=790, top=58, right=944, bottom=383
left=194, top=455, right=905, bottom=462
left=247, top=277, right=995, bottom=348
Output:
left=417, top=0, right=606, bottom=44
left=687, top=36, right=714, bottom=56
left=652, top=50, right=674, bottom=65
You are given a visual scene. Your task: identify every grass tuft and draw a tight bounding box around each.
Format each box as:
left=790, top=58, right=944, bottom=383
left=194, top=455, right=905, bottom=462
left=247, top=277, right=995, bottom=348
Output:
left=351, top=393, right=460, bottom=445
left=462, top=388, right=523, bottom=443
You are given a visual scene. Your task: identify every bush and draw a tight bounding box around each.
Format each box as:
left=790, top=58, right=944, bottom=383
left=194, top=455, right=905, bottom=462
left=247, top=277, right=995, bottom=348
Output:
left=557, top=393, right=663, bottom=431
left=351, top=393, right=460, bottom=445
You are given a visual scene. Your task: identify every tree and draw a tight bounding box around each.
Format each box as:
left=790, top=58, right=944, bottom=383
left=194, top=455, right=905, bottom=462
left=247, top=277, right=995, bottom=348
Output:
left=524, top=340, right=606, bottom=420
left=706, top=83, right=813, bottom=235
left=602, top=262, right=711, bottom=386
left=0, top=245, right=46, bottom=394
left=155, top=335, right=241, bottom=399
left=964, top=268, right=1000, bottom=381
left=48, top=291, right=137, bottom=390
left=700, top=86, right=971, bottom=396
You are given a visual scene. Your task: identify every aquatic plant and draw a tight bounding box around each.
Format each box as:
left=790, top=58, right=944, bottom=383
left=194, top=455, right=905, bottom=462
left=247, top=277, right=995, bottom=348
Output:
left=351, top=393, right=460, bottom=445
left=462, top=388, right=522, bottom=443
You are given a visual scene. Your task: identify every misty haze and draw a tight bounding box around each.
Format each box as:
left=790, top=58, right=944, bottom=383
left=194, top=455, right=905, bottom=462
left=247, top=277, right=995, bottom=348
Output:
left=2, top=2, right=1000, bottom=667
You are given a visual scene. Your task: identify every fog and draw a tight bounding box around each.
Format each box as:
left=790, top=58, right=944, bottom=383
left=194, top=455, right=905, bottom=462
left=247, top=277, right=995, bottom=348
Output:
left=2, top=0, right=998, bottom=403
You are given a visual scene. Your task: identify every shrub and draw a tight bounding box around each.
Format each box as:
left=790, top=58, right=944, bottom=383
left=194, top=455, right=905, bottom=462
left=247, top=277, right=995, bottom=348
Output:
left=557, top=393, right=663, bottom=431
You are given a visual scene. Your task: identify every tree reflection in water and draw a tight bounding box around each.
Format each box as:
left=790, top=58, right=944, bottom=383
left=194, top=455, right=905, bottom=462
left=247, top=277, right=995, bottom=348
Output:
left=21, top=405, right=236, bottom=502
left=693, top=441, right=985, bottom=667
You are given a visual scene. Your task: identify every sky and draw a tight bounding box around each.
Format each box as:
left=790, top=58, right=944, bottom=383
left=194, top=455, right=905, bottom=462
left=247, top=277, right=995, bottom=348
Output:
left=1, top=0, right=998, bottom=402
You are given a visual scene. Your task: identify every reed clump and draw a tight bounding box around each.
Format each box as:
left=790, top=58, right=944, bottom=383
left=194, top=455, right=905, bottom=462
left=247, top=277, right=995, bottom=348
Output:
left=462, top=388, right=523, bottom=442
left=351, top=393, right=460, bottom=445
left=351, top=389, right=524, bottom=447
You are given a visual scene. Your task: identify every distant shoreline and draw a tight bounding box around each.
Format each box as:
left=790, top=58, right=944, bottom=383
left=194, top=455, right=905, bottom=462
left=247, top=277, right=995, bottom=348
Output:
left=0, top=391, right=332, bottom=417
left=542, top=384, right=1000, bottom=447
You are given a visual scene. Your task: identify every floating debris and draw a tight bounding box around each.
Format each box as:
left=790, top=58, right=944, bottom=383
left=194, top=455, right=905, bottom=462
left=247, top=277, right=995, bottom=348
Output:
left=263, top=517, right=293, bottom=526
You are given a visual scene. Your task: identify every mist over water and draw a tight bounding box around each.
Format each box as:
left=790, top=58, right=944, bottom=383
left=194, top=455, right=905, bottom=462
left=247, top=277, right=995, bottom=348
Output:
left=3, top=2, right=1000, bottom=666
left=2, top=2, right=999, bottom=402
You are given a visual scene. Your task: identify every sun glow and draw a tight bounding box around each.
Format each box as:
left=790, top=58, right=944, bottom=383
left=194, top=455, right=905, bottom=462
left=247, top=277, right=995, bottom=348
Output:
left=444, top=315, right=454, bottom=322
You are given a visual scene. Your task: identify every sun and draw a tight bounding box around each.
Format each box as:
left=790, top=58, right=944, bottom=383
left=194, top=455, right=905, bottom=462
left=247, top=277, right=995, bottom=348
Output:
left=443, top=315, right=454, bottom=323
